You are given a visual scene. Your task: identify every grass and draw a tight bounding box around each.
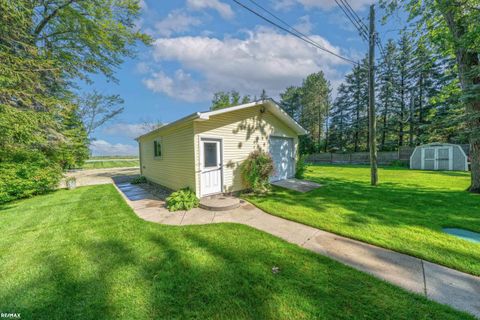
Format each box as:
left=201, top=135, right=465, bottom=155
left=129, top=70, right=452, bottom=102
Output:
left=80, top=159, right=139, bottom=169
left=246, top=164, right=480, bottom=276
left=0, top=184, right=472, bottom=319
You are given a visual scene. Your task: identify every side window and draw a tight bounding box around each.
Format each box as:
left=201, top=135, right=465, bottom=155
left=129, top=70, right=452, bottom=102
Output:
left=153, top=139, right=162, bottom=158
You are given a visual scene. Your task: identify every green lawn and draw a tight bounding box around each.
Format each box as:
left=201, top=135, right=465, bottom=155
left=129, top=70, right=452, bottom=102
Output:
left=246, top=165, right=480, bottom=276
left=0, top=185, right=471, bottom=319
left=80, top=159, right=139, bottom=169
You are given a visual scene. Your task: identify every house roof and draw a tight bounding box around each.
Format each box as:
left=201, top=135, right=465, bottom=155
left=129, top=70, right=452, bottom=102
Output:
left=135, top=99, right=307, bottom=140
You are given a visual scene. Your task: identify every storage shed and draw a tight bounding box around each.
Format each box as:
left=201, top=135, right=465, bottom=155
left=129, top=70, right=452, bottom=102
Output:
left=410, top=143, right=468, bottom=171
left=136, top=99, right=307, bottom=197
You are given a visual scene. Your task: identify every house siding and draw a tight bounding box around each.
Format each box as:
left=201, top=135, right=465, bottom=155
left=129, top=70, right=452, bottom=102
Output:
left=193, top=105, right=298, bottom=195
left=138, top=122, right=195, bottom=191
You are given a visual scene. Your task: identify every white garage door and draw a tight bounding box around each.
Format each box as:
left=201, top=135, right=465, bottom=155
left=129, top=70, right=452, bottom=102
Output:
left=269, top=137, right=294, bottom=182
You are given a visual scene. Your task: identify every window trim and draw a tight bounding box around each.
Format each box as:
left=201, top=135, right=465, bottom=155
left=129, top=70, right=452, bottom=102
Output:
left=153, top=138, right=163, bottom=159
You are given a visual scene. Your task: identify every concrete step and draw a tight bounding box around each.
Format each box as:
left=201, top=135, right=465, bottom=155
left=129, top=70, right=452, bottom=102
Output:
left=199, top=195, right=240, bottom=211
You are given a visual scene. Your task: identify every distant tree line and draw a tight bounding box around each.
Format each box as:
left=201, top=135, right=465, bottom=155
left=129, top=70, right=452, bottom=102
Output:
left=328, top=33, right=466, bottom=153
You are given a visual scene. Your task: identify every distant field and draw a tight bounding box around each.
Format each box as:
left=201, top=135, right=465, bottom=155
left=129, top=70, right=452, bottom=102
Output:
left=80, top=159, right=139, bottom=169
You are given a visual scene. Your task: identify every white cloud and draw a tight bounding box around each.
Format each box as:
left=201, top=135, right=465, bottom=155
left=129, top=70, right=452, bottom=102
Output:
left=294, top=15, right=313, bottom=34
left=142, top=27, right=350, bottom=102
left=187, top=0, right=234, bottom=19
left=90, top=140, right=138, bottom=156
left=273, top=0, right=372, bottom=11
left=103, top=123, right=151, bottom=139
left=155, top=9, right=202, bottom=37
left=143, top=70, right=208, bottom=102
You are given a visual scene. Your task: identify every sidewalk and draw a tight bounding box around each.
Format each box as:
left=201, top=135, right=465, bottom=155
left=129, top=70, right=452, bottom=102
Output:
left=114, top=181, right=480, bottom=318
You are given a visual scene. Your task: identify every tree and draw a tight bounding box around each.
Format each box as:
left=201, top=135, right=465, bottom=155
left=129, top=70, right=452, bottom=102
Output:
left=260, top=89, right=268, bottom=100
left=77, top=91, right=124, bottom=139
left=395, top=33, right=414, bottom=148
left=280, top=86, right=302, bottom=121
left=382, top=0, right=480, bottom=192
left=0, top=0, right=149, bottom=202
left=210, top=91, right=251, bottom=110
left=377, top=40, right=398, bottom=150
left=301, top=71, right=331, bottom=150
left=31, top=0, right=150, bottom=81
left=329, top=84, right=351, bottom=151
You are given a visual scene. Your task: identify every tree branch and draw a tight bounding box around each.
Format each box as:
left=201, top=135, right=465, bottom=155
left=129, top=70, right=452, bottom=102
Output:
left=33, top=0, right=77, bottom=38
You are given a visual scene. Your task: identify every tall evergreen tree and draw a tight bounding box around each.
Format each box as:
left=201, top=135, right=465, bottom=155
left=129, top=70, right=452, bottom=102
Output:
left=301, top=71, right=331, bottom=149
left=395, top=33, right=414, bottom=148
left=377, top=40, right=398, bottom=150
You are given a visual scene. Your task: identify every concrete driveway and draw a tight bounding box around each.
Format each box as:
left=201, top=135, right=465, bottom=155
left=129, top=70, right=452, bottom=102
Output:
left=61, top=167, right=140, bottom=188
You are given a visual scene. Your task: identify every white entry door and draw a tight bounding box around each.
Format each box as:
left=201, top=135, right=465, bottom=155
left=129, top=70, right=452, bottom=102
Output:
left=200, top=138, right=222, bottom=196
left=269, top=137, right=294, bottom=182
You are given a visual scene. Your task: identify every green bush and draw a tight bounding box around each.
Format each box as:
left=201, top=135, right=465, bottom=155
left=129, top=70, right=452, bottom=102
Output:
left=389, top=160, right=409, bottom=167
left=295, top=155, right=307, bottom=179
left=131, top=175, right=147, bottom=184
left=0, top=158, right=62, bottom=204
left=241, top=150, right=274, bottom=193
left=166, top=187, right=199, bottom=211
left=0, top=105, right=88, bottom=203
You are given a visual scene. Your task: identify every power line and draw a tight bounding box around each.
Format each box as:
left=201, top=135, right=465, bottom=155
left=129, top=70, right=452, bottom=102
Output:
left=334, top=0, right=387, bottom=60
left=335, top=0, right=368, bottom=41
left=246, top=0, right=342, bottom=54
left=231, top=0, right=359, bottom=65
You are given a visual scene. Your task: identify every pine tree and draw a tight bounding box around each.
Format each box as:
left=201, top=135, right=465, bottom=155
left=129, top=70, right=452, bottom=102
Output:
left=301, top=71, right=331, bottom=150
left=329, top=84, right=351, bottom=151
left=395, top=33, right=414, bottom=148
left=377, top=40, right=398, bottom=150
left=280, top=86, right=302, bottom=121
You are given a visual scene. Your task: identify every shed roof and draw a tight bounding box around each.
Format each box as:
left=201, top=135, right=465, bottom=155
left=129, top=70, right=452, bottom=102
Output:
left=136, top=99, right=307, bottom=140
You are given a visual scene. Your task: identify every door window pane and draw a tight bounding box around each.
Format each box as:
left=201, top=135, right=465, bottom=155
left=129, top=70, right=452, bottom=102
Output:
left=204, top=142, right=217, bottom=167
left=425, top=148, right=435, bottom=159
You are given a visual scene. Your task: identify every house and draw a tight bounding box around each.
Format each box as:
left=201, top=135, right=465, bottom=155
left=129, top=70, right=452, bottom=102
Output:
left=135, top=99, right=307, bottom=197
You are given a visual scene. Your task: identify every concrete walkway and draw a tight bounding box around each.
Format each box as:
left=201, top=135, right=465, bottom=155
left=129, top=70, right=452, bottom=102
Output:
left=114, top=181, right=480, bottom=318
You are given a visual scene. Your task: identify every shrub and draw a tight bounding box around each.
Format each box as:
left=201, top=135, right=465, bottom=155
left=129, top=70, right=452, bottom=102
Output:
left=241, top=150, right=274, bottom=193
left=295, top=155, right=307, bottom=179
left=389, top=160, right=409, bottom=167
left=131, top=175, right=147, bottom=184
left=0, top=159, right=62, bottom=204
left=166, top=187, right=199, bottom=211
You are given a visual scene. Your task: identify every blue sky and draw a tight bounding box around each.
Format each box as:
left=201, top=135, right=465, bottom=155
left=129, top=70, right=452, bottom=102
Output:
left=86, top=0, right=406, bottom=156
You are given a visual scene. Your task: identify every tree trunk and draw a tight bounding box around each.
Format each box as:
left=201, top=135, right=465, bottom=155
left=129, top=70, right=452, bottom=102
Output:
left=442, top=7, right=480, bottom=192
left=381, top=101, right=388, bottom=150
left=459, top=53, right=480, bottom=192
left=368, top=4, right=378, bottom=186
left=409, top=94, right=414, bottom=146
left=399, top=83, right=405, bottom=147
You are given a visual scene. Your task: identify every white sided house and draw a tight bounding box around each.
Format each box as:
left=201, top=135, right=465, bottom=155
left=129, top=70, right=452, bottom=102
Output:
left=136, top=100, right=307, bottom=197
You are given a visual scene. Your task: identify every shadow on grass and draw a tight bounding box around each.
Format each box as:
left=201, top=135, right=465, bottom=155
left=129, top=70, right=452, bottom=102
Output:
left=248, top=173, right=480, bottom=274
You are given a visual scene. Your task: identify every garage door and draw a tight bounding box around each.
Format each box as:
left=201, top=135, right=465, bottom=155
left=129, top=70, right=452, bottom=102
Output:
left=269, top=137, right=294, bottom=182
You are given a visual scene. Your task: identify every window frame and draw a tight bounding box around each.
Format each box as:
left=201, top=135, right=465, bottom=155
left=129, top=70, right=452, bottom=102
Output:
left=153, top=138, right=163, bottom=159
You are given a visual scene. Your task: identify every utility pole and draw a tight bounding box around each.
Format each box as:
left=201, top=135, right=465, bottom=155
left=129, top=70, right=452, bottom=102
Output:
left=368, top=4, right=378, bottom=186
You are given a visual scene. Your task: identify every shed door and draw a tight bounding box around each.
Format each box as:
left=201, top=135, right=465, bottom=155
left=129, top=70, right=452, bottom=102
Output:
left=422, top=146, right=453, bottom=171
left=423, top=148, right=435, bottom=170
left=269, top=137, right=294, bottom=182
left=436, top=147, right=451, bottom=170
